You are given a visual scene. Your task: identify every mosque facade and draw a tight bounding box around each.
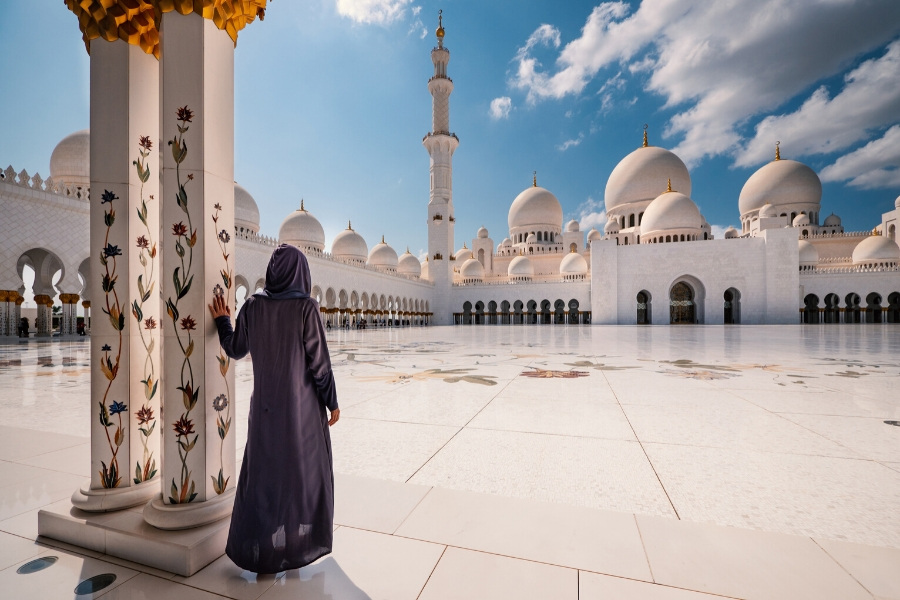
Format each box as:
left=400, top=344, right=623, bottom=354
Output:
left=1, top=20, right=899, bottom=338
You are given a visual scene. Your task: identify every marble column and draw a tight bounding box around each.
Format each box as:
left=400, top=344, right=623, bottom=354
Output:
left=144, top=12, right=237, bottom=530
left=34, top=295, right=53, bottom=337
left=0, top=291, right=9, bottom=338
left=72, top=39, right=162, bottom=513
left=14, top=296, right=23, bottom=336
left=60, top=294, right=80, bottom=336
left=82, top=301, right=92, bottom=335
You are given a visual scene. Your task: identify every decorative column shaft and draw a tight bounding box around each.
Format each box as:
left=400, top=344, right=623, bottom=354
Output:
left=145, top=11, right=236, bottom=529
left=60, top=294, right=80, bottom=336
left=14, top=297, right=24, bottom=336
left=74, top=39, right=162, bottom=512
left=0, top=292, right=9, bottom=337
left=82, top=301, right=92, bottom=334
left=34, top=295, right=54, bottom=337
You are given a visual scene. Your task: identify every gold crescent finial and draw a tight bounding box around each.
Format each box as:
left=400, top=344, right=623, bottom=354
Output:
left=666, top=178, right=672, bottom=193
left=643, top=124, right=649, bottom=148
left=533, top=171, right=537, bottom=187
left=300, top=198, right=305, bottom=211
left=436, top=9, right=445, bottom=42
left=347, top=220, right=352, bottom=230
left=381, top=234, right=385, bottom=244
left=775, top=141, right=781, bottom=161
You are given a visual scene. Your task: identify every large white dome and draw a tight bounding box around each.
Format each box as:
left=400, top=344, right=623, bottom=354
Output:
left=739, top=158, right=821, bottom=217
left=460, top=257, right=485, bottom=280
left=279, top=201, right=323, bottom=250
left=455, top=244, right=472, bottom=261
left=798, top=240, right=818, bottom=267
left=823, top=213, right=842, bottom=226
left=640, top=191, right=702, bottom=236
left=852, top=235, right=900, bottom=266
left=50, top=130, right=90, bottom=186
left=398, top=249, right=422, bottom=277
left=508, top=186, right=563, bottom=231
left=368, top=237, right=399, bottom=270
left=560, top=251, right=588, bottom=275
left=331, top=224, right=368, bottom=261
left=235, top=183, right=261, bottom=234
left=605, top=146, right=691, bottom=212
left=508, top=255, right=534, bottom=278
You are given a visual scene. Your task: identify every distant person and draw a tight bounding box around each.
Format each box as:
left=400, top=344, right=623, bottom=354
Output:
left=209, top=244, right=339, bottom=574
left=19, top=317, right=29, bottom=338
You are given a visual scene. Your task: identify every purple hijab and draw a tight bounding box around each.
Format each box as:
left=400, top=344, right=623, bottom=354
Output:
left=255, top=244, right=311, bottom=300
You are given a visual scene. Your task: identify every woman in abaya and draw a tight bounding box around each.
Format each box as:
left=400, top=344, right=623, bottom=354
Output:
left=209, top=244, right=340, bottom=574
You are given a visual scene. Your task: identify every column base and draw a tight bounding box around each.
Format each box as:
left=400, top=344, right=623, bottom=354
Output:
left=72, top=477, right=161, bottom=512
left=143, top=487, right=235, bottom=531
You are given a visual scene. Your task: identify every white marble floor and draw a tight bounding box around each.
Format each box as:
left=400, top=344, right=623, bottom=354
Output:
left=1, top=324, right=899, bottom=598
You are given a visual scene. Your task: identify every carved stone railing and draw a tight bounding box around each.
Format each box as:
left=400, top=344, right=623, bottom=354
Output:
left=1, top=165, right=90, bottom=201
left=800, top=264, right=900, bottom=275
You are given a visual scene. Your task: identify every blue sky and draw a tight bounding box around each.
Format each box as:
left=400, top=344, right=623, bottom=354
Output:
left=2, top=0, right=899, bottom=260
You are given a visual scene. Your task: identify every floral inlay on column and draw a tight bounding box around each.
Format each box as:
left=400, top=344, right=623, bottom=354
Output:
left=166, top=105, right=200, bottom=504
left=98, top=189, right=126, bottom=488
left=212, top=204, right=233, bottom=495
left=132, top=135, right=159, bottom=485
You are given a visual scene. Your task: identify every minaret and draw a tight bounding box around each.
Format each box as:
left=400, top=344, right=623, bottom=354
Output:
left=423, top=10, right=458, bottom=324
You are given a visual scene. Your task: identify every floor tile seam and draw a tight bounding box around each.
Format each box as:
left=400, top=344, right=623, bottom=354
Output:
left=751, top=405, right=875, bottom=459
left=414, top=544, right=448, bottom=600
left=389, top=486, right=436, bottom=535
left=809, top=538, right=878, bottom=600
left=338, top=415, right=460, bottom=431
left=632, top=513, right=656, bottom=584
left=601, top=369, right=681, bottom=520
left=636, top=438, right=876, bottom=461
left=576, top=567, right=745, bottom=600
left=464, top=424, right=640, bottom=443
left=127, top=572, right=236, bottom=600
left=174, top=568, right=280, bottom=600
left=402, top=370, right=518, bottom=484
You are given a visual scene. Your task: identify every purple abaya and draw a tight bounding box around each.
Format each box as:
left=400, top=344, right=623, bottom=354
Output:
left=215, top=245, right=338, bottom=574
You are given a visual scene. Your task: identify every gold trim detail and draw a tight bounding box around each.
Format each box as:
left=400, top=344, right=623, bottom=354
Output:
left=64, top=0, right=268, bottom=59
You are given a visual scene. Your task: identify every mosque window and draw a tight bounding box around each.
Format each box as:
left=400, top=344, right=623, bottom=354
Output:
left=629, top=215, right=635, bottom=228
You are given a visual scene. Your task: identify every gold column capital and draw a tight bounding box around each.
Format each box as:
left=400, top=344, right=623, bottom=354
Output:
left=82, top=301, right=92, bottom=309
left=60, top=293, right=81, bottom=305
left=64, top=0, right=268, bottom=58
left=34, top=294, right=54, bottom=307
left=15, top=298, right=25, bottom=306
left=0, top=291, right=9, bottom=302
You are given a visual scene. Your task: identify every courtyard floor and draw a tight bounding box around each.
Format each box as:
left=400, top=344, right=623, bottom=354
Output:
left=0, top=324, right=898, bottom=599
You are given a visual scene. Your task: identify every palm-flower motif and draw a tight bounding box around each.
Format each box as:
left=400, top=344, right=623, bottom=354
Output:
left=109, top=401, right=128, bottom=415
left=176, top=105, right=194, bottom=122
left=101, top=344, right=111, bottom=352
left=213, top=394, right=228, bottom=412
left=101, top=190, right=118, bottom=204
left=103, top=244, right=122, bottom=258
left=139, top=136, right=153, bottom=150
left=136, top=235, right=149, bottom=249
left=172, top=222, right=188, bottom=237
left=213, top=284, right=224, bottom=298
left=218, top=230, right=230, bottom=244
left=214, top=203, right=222, bottom=210
left=180, top=316, right=197, bottom=331
left=173, top=415, right=195, bottom=437
left=144, top=317, right=157, bottom=330
left=136, top=405, right=154, bottom=425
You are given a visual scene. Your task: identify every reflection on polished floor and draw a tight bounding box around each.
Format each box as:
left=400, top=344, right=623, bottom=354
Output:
left=1, top=325, right=899, bottom=599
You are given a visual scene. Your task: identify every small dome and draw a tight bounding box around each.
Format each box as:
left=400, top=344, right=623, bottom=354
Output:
left=50, top=129, right=90, bottom=186
left=852, top=235, right=900, bottom=266
left=895, top=195, right=900, bottom=210
left=560, top=251, right=588, bottom=275
left=455, top=244, right=472, bottom=261
left=460, top=258, right=484, bottom=280
left=798, top=240, right=818, bottom=266
left=477, top=226, right=489, bottom=239
left=823, top=213, right=842, bottom=226
left=724, top=226, right=738, bottom=239
left=279, top=203, right=327, bottom=251
left=235, top=184, right=262, bottom=233
left=507, top=255, right=534, bottom=278
left=526, top=232, right=537, bottom=244
left=739, top=158, right=822, bottom=217
left=604, top=219, right=620, bottom=234
left=759, top=203, right=778, bottom=218
left=421, top=258, right=430, bottom=280
left=605, top=146, right=692, bottom=212
left=508, top=186, right=563, bottom=231
left=398, top=250, right=422, bottom=277
left=565, top=219, right=580, bottom=232
left=332, top=224, right=368, bottom=261
left=792, top=213, right=810, bottom=226
left=368, top=237, right=399, bottom=269
left=501, top=237, right=511, bottom=246
left=640, top=191, right=702, bottom=236
left=587, top=227, right=603, bottom=241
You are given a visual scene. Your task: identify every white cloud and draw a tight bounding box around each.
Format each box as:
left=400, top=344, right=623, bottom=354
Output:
left=574, top=196, right=607, bottom=230
left=737, top=40, right=900, bottom=167
left=506, top=0, right=900, bottom=167
left=417, top=248, right=428, bottom=262
left=489, top=96, right=513, bottom=120
left=820, top=124, right=900, bottom=189
left=558, top=133, right=584, bottom=151
left=336, top=0, right=413, bottom=25
left=709, top=224, right=730, bottom=240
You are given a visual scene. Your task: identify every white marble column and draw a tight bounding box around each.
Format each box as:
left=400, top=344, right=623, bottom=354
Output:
left=34, top=294, right=53, bottom=337
left=144, top=11, right=236, bottom=530
left=72, top=39, right=162, bottom=512
left=0, top=291, right=10, bottom=337
left=60, top=294, right=79, bottom=336
left=82, top=300, right=91, bottom=335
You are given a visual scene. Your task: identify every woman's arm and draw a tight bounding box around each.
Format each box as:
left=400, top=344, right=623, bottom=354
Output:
left=303, top=301, right=339, bottom=416
left=208, top=295, right=250, bottom=360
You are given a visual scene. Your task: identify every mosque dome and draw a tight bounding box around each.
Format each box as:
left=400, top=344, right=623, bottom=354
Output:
left=235, top=184, right=262, bottom=234
left=455, top=244, right=472, bottom=261
left=526, top=233, right=537, bottom=244
left=420, top=258, right=430, bottom=280
left=508, top=185, right=563, bottom=231
left=758, top=203, right=778, bottom=218
left=605, top=145, right=691, bottom=212
left=49, top=130, right=90, bottom=186
left=587, top=227, right=603, bottom=241
left=798, top=240, right=818, bottom=267
left=331, top=223, right=368, bottom=262
left=604, top=219, right=620, bottom=234
left=852, top=235, right=900, bottom=267
left=739, top=158, right=821, bottom=217
left=460, top=258, right=484, bottom=280
left=724, top=226, right=738, bottom=239
left=639, top=190, right=702, bottom=238
left=823, top=213, right=842, bottom=226
left=397, top=249, right=422, bottom=277
left=477, top=226, right=489, bottom=239
left=792, top=213, right=810, bottom=227
left=565, top=219, right=580, bottom=232
left=896, top=195, right=900, bottom=210
left=508, top=255, right=534, bottom=278
left=368, top=237, right=399, bottom=270
left=560, top=251, right=588, bottom=275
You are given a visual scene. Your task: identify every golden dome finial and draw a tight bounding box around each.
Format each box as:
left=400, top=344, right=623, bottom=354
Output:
left=436, top=9, right=445, bottom=42
left=533, top=171, right=537, bottom=187
left=872, top=226, right=881, bottom=236
left=381, top=234, right=385, bottom=244
left=643, top=123, right=649, bottom=148
left=300, top=198, right=305, bottom=211
left=666, top=178, right=673, bottom=193
left=347, top=220, right=352, bottom=230
left=775, top=141, right=781, bottom=161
